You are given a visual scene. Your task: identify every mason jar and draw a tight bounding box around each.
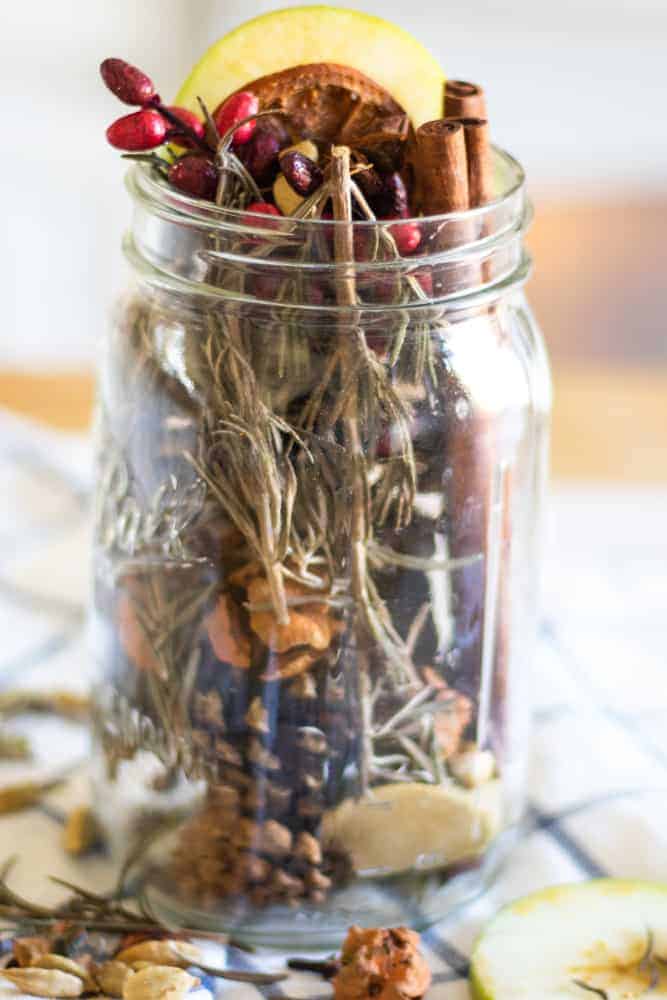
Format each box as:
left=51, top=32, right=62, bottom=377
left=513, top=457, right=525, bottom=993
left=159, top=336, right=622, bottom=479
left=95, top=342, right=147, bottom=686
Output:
left=91, top=150, right=551, bottom=947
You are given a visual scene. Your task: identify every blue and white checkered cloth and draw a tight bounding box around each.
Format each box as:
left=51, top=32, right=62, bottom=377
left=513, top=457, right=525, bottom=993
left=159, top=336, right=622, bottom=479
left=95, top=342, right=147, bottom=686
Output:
left=1, top=408, right=667, bottom=999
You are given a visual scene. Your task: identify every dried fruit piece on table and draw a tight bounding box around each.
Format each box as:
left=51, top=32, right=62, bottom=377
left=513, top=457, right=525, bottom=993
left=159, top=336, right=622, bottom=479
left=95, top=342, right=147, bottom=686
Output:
left=122, top=966, right=199, bottom=1000
left=115, top=940, right=202, bottom=968
left=333, top=926, right=432, bottom=1000
left=1, top=968, right=84, bottom=998
left=204, top=593, right=251, bottom=667
left=247, top=576, right=338, bottom=652
left=63, top=805, right=102, bottom=855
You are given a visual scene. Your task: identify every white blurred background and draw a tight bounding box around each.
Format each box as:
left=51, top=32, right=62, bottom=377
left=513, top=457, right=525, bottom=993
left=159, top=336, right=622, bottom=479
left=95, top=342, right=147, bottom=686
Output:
left=0, top=0, right=666, bottom=368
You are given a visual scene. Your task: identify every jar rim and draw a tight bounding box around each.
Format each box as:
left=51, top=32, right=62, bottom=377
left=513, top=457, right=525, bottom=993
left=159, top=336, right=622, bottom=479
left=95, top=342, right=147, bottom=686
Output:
left=125, top=147, right=531, bottom=311
left=127, top=146, right=525, bottom=233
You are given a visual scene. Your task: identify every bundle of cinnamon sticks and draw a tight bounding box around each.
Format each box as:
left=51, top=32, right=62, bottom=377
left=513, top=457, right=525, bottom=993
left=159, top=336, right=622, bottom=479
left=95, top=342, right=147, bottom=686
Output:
left=412, top=80, right=512, bottom=755
left=415, top=79, right=493, bottom=216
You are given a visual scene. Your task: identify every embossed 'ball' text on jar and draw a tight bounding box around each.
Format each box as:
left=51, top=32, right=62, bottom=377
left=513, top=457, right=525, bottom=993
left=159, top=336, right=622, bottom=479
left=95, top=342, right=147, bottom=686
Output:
left=91, top=150, right=551, bottom=947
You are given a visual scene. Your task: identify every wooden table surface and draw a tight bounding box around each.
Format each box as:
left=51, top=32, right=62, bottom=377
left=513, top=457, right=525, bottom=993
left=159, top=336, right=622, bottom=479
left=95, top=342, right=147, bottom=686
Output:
left=1, top=366, right=665, bottom=482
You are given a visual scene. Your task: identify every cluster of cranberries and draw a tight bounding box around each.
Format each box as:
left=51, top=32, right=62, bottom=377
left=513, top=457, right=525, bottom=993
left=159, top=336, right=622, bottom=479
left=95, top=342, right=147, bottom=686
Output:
left=101, top=57, right=421, bottom=256
left=101, top=57, right=264, bottom=203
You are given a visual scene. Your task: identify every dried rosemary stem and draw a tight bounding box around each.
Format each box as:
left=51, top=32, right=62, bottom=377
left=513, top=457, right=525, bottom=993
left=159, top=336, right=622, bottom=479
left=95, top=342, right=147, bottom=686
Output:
left=330, top=146, right=372, bottom=795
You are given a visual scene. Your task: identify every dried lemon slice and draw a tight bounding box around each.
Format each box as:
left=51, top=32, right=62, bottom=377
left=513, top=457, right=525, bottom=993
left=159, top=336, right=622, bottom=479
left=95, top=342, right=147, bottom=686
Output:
left=322, top=780, right=502, bottom=876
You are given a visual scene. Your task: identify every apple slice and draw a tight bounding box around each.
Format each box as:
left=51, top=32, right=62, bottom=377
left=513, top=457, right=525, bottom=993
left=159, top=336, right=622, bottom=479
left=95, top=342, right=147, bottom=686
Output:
left=470, top=880, right=667, bottom=999
left=174, top=6, right=444, bottom=129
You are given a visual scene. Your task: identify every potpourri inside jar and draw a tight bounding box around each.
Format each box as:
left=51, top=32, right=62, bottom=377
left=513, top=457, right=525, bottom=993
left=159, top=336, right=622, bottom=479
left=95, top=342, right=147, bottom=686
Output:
left=92, top=9, right=551, bottom=946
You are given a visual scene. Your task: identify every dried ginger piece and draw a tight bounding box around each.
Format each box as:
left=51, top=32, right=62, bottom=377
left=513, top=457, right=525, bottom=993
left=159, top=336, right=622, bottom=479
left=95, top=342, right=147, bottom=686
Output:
left=247, top=576, right=337, bottom=653
left=261, top=647, right=321, bottom=681
left=333, top=925, right=432, bottom=1000
left=423, top=666, right=473, bottom=759
left=205, top=593, right=251, bottom=668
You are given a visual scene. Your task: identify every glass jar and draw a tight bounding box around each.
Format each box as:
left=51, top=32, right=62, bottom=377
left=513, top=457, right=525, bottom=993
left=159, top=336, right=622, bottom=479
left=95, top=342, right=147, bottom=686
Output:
left=91, top=150, right=551, bottom=947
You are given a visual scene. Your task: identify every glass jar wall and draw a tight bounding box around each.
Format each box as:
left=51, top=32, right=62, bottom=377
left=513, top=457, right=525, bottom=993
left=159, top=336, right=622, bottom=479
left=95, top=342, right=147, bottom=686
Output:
left=91, top=152, right=551, bottom=947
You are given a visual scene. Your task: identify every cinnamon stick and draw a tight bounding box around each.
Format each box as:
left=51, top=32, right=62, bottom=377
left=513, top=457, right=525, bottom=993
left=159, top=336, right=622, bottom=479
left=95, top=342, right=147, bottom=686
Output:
left=451, top=117, right=494, bottom=207
left=444, top=80, right=487, bottom=119
left=415, top=119, right=469, bottom=215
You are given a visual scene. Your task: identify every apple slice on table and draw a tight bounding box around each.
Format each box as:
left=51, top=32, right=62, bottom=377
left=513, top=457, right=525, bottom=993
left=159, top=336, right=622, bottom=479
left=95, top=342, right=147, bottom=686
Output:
left=175, top=6, right=444, bottom=131
left=471, top=880, right=667, bottom=999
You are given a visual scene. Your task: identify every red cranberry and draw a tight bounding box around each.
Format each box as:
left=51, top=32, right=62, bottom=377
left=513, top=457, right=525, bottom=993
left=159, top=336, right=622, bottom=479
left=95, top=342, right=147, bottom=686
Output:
left=106, top=109, right=167, bottom=151
left=100, top=58, right=156, bottom=106
left=214, top=91, right=259, bottom=147
left=414, top=271, right=433, bottom=297
left=244, top=202, right=281, bottom=219
left=252, top=272, right=283, bottom=300
left=356, top=166, right=384, bottom=202
left=375, top=425, right=393, bottom=452
left=237, top=126, right=284, bottom=185
left=280, top=151, right=323, bottom=196
left=168, top=156, right=218, bottom=200
left=304, top=282, right=325, bottom=306
left=353, top=228, right=372, bottom=261
left=390, top=221, right=422, bottom=255
left=241, top=202, right=282, bottom=238
left=362, top=273, right=399, bottom=304
left=163, top=106, right=205, bottom=147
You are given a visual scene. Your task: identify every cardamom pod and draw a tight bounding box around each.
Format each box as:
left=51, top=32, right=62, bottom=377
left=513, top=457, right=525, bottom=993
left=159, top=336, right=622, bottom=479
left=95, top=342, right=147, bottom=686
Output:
left=0, top=731, right=31, bottom=760
left=33, top=954, right=94, bottom=990
left=0, top=779, right=60, bottom=815
left=14, top=936, right=50, bottom=967
left=122, top=966, right=199, bottom=1000
left=95, top=961, right=130, bottom=997
left=63, top=806, right=101, bottom=855
left=1, top=968, right=84, bottom=998
left=116, top=940, right=202, bottom=968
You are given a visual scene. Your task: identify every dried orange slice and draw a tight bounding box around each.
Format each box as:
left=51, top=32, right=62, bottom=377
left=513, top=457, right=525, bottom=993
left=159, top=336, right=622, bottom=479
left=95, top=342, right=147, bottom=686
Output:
left=230, top=62, right=407, bottom=148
